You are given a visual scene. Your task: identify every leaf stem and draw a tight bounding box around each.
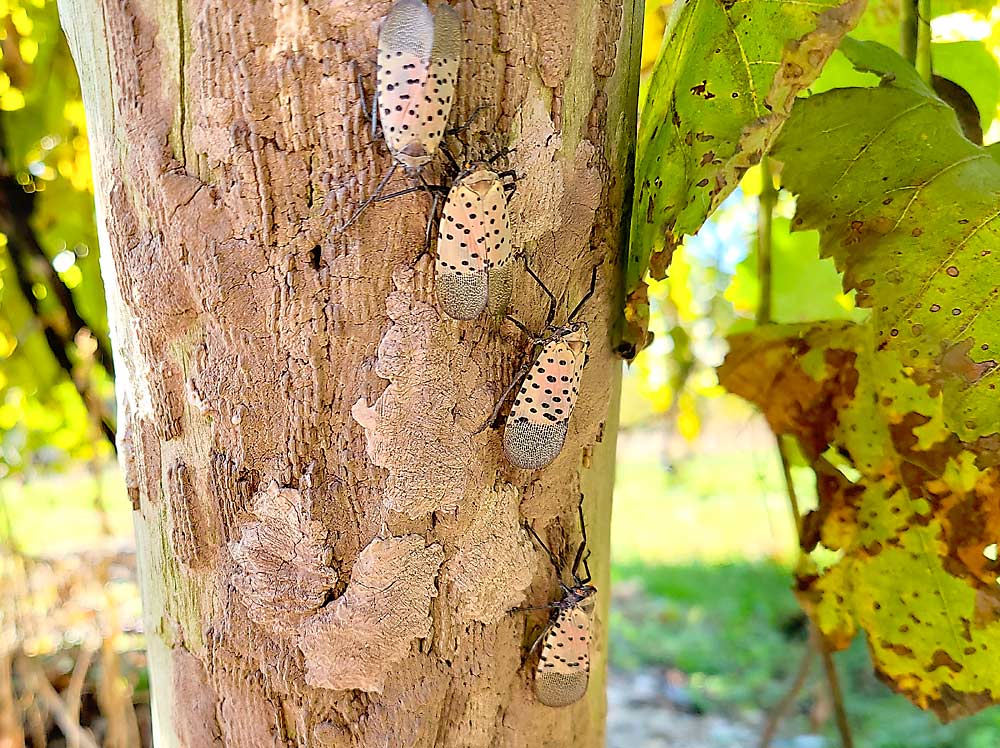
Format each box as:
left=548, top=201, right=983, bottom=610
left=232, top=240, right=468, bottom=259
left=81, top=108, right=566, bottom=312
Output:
left=775, top=435, right=855, bottom=748
left=901, top=0, right=918, bottom=66
left=756, top=157, right=777, bottom=325
left=758, top=643, right=815, bottom=748
left=756, top=166, right=854, bottom=746
left=916, top=0, right=932, bottom=84
left=901, top=0, right=932, bottom=83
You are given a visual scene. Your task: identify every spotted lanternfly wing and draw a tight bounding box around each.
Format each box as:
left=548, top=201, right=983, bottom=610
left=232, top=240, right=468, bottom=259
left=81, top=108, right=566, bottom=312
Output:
left=535, top=605, right=592, bottom=707
left=503, top=328, right=589, bottom=470
left=436, top=167, right=514, bottom=320
left=377, top=0, right=462, bottom=170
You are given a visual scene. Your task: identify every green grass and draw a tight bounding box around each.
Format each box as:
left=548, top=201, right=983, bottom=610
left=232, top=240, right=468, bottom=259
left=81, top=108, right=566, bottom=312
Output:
left=612, top=444, right=811, bottom=564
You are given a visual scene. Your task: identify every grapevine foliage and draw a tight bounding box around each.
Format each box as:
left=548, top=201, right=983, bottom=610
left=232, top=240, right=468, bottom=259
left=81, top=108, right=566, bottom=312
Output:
left=720, top=40, right=1000, bottom=719
left=624, top=0, right=865, bottom=356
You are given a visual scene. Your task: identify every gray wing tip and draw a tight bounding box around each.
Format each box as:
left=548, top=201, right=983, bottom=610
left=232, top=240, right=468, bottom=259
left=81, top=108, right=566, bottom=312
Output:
left=502, top=420, right=568, bottom=470
left=534, top=671, right=589, bottom=707
left=390, top=0, right=431, bottom=12
left=432, top=2, right=463, bottom=54
left=382, top=0, right=435, bottom=51
left=437, top=272, right=488, bottom=321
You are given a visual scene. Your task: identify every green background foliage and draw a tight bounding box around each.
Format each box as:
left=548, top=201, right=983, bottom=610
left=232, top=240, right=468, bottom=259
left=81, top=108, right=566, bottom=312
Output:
left=0, top=0, right=112, bottom=479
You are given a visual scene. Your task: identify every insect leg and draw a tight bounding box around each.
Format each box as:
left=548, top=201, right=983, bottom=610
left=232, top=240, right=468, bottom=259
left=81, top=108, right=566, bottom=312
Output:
left=440, top=144, right=463, bottom=176
left=524, top=521, right=563, bottom=574
left=505, top=314, right=535, bottom=338
left=579, top=550, right=593, bottom=586
left=524, top=261, right=558, bottom=329
left=487, top=146, right=515, bottom=165
left=474, top=357, right=532, bottom=434
left=424, top=189, right=441, bottom=254
left=509, top=603, right=559, bottom=615
left=372, top=184, right=425, bottom=202
left=446, top=105, right=486, bottom=137
left=372, top=179, right=448, bottom=205
left=335, top=161, right=400, bottom=234
left=568, top=264, right=601, bottom=323
left=352, top=60, right=378, bottom=141
left=570, top=493, right=590, bottom=580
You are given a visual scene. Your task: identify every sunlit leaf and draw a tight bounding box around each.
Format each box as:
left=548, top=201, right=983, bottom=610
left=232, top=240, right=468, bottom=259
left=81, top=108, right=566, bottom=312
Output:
left=773, top=38, right=1000, bottom=441
left=623, top=0, right=865, bottom=356
left=721, top=321, right=1000, bottom=720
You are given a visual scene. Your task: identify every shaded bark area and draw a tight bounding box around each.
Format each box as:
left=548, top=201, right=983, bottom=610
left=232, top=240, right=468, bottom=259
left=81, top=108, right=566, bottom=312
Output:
left=58, top=0, right=640, bottom=745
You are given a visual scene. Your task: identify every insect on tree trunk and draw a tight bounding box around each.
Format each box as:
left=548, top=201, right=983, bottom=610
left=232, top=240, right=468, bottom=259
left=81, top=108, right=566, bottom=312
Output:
left=56, top=0, right=641, bottom=745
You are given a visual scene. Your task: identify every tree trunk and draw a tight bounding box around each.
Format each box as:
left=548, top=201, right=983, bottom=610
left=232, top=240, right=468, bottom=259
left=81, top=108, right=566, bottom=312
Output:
left=57, top=0, right=640, bottom=745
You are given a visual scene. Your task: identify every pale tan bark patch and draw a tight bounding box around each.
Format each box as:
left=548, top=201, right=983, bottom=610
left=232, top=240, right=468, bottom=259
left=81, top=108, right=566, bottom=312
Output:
left=351, top=268, right=492, bottom=518
left=299, top=533, right=444, bottom=692
left=444, top=483, right=537, bottom=624
left=230, top=480, right=338, bottom=633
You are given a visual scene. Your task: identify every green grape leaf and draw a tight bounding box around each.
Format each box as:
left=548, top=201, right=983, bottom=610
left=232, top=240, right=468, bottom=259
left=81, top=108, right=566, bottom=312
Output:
left=772, top=40, right=1000, bottom=442
left=623, top=0, right=865, bottom=357
left=934, top=41, right=1000, bottom=137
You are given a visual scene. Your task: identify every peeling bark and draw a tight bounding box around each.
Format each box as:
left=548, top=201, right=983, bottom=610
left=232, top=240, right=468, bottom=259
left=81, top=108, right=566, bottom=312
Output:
left=58, top=0, right=641, bottom=744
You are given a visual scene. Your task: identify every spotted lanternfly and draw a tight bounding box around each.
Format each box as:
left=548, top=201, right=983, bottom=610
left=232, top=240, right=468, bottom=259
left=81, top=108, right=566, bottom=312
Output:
left=480, top=264, right=600, bottom=470
left=516, top=499, right=597, bottom=708
left=377, top=0, right=461, bottom=170
left=340, top=0, right=463, bottom=232
left=436, top=158, right=518, bottom=320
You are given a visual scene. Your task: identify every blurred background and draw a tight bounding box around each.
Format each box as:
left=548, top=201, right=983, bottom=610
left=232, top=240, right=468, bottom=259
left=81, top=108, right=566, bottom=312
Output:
left=3, top=0, right=1000, bottom=746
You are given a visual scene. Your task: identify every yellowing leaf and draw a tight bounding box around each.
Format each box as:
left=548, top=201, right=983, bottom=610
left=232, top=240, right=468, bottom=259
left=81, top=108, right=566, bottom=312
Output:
left=721, top=321, right=1000, bottom=719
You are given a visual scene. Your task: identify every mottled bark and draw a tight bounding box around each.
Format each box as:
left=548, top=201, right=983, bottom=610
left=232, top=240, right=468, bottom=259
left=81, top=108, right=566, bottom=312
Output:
left=58, top=0, right=640, bottom=745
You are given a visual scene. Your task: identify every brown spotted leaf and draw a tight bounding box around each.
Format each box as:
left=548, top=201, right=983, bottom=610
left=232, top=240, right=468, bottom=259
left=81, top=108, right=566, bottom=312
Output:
left=772, top=39, right=1000, bottom=442
left=625, top=0, right=865, bottom=355
left=721, top=321, right=1000, bottom=720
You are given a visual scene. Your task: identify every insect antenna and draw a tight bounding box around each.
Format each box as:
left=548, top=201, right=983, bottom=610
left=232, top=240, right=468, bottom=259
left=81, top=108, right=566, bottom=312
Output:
left=524, top=262, right=558, bottom=329
left=567, top=264, right=600, bottom=323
